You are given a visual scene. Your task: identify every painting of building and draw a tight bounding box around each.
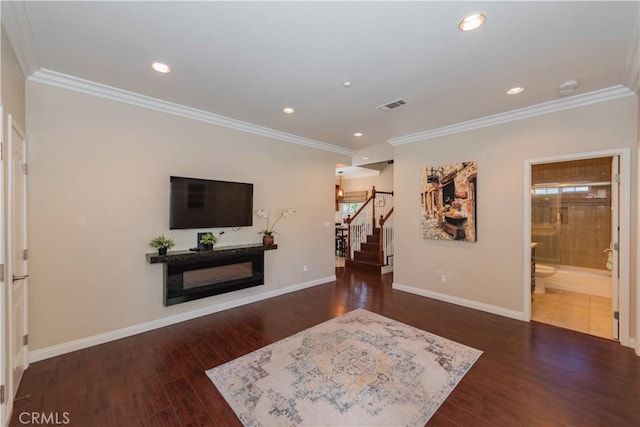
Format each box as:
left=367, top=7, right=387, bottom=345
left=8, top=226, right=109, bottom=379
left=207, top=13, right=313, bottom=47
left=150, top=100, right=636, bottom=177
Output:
left=421, top=161, right=478, bottom=242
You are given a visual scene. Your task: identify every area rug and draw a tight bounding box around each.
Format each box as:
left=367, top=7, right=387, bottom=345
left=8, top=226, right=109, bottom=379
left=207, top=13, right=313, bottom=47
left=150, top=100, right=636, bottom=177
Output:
left=206, top=309, right=482, bottom=426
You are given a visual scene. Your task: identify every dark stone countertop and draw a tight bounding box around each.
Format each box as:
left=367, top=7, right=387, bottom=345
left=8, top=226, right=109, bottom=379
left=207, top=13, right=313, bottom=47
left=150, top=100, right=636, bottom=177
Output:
left=146, top=243, right=277, bottom=264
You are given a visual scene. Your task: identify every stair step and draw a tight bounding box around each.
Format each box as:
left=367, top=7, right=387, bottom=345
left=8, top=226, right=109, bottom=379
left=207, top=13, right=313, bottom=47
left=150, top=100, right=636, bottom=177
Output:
left=366, top=235, right=380, bottom=244
left=354, top=251, right=379, bottom=262
left=345, top=258, right=383, bottom=274
left=360, top=242, right=379, bottom=253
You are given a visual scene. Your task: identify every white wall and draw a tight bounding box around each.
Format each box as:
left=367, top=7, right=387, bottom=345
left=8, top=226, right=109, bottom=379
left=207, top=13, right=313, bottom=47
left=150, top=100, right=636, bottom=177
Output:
left=342, top=163, right=394, bottom=194
left=393, top=96, right=638, bottom=335
left=26, top=81, right=347, bottom=352
left=1, top=27, right=25, bottom=129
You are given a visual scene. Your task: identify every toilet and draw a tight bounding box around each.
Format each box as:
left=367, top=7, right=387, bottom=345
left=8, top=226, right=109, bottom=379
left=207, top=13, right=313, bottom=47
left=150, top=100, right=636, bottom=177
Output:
left=534, top=264, right=556, bottom=294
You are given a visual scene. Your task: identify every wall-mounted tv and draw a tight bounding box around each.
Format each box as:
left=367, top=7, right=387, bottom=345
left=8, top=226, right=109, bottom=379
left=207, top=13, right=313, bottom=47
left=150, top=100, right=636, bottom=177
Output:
left=170, top=176, right=253, bottom=229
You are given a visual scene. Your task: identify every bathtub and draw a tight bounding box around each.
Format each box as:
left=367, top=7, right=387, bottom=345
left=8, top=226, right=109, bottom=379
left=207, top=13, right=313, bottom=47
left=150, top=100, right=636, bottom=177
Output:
left=544, top=265, right=612, bottom=298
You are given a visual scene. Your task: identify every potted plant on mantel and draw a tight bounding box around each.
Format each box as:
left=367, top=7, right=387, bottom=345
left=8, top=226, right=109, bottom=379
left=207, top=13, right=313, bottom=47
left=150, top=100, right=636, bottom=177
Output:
left=149, top=235, right=175, bottom=256
left=256, top=208, right=296, bottom=245
left=199, top=232, right=222, bottom=250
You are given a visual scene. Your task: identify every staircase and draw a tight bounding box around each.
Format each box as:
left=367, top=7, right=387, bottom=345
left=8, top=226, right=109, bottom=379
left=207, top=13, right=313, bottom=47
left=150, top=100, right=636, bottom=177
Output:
left=342, top=186, right=394, bottom=274
left=345, top=228, right=384, bottom=273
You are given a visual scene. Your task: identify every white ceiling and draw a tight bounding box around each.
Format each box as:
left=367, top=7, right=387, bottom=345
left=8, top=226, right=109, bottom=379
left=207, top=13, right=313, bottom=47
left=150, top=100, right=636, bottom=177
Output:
left=4, top=1, right=639, bottom=156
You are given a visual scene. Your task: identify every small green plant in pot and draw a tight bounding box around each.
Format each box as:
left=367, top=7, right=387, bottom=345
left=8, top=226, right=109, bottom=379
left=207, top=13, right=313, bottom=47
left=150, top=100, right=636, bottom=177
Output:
left=200, top=232, right=223, bottom=250
left=149, top=235, right=175, bottom=255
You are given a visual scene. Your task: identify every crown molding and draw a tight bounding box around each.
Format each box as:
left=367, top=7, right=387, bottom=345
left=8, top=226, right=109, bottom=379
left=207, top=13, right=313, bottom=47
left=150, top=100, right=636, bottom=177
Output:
left=28, top=69, right=355, bottom=156
left=388, top=85, right=636, bottom=146
left=1, top=0, right=40, bottom=77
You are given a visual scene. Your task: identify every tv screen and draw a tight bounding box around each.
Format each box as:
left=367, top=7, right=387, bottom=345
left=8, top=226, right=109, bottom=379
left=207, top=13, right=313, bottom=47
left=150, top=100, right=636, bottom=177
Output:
left=169, top=176, right=253, bottom=229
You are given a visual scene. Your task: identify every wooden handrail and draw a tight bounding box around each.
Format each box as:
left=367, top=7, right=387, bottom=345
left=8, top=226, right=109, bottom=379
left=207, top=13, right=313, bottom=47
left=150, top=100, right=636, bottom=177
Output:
left=344, top=195, right=373, bottom=225
left=380, top=207, right=394, bottom=227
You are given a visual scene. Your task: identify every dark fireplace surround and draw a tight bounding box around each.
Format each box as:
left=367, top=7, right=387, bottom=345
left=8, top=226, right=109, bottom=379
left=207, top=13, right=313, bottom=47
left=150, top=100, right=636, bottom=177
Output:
left=147, top=243, right=277, bottom=306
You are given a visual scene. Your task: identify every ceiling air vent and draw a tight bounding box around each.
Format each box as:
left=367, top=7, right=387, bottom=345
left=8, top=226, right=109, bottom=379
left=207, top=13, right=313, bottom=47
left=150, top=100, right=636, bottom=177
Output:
left=377, top=98, right=408, bottom=112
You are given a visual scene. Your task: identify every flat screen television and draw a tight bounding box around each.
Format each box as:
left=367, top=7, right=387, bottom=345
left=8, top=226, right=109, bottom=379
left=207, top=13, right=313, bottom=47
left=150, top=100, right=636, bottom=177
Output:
left=169, top=176, right=253, bottom=229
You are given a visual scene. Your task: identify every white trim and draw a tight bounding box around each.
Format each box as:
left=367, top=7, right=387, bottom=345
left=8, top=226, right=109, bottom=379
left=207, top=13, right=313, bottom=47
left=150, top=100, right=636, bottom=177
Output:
left=392, top=282, right=525, bottom=321
left=28, top=69, right=355, bottom=157
left=1, top=0, right=40, bottom=77
left=381, top=265, right=393, bottom=275
left=525, top=148, right=633, bottom=349
left=389, top=86, right=635, bottom=146
left=523, top=167, right=532, bottom=322
left=637, top=149, right=640, bottom=356
left=28, top=275, right=335, bottom=363
left=0, top=104, right=7, bottom=427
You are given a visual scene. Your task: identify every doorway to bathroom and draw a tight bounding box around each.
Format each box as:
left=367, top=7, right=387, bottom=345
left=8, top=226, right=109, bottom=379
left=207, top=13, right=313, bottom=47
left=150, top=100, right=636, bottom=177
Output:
left=527, top=150, right=629, bottom=342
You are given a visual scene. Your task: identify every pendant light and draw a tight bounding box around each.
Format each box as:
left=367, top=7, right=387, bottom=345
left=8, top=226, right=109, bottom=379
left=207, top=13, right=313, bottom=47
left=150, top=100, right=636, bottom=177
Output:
left=337, top=171, right=344, bottom=199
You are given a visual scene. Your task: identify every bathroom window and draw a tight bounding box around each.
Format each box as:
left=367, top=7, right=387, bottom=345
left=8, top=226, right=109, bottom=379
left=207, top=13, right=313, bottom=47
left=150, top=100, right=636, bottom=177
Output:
left=533, top=185, right=590, bottom=195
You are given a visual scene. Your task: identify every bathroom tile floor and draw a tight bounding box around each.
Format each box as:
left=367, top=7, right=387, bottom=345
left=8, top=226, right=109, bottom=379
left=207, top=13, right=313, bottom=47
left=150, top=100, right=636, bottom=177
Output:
left=532, top=289, right=613, bottom=340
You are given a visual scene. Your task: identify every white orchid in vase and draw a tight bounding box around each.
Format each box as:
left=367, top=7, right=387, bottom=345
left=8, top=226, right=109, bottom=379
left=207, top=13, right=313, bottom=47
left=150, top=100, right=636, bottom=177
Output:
left=256, top=208, right=296, bottom=236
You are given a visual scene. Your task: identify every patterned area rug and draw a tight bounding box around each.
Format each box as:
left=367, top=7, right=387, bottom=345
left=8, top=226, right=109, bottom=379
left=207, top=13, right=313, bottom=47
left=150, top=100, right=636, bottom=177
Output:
left=206, top=309, right=482, bottom=426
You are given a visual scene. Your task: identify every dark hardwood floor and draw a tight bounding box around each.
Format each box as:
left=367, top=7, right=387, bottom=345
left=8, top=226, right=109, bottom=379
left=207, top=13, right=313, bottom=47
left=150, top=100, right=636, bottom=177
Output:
left=10, top=268, right=639, bottom=426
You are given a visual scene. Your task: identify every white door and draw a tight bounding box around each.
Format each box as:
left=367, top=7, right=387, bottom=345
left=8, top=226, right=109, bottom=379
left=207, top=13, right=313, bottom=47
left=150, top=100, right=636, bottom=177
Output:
left=611, top=156, right=620, bottom=340
left=0, top=105, right=6, bottom=425
left=7, top=114, right=28, bottom=399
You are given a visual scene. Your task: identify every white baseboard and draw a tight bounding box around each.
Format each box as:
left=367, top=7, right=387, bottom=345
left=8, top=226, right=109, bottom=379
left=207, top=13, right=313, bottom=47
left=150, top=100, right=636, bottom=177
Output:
left=393, top=283, right=638, bottom=352
left=381, top=265, right=394, bottom=275
left=29, top=275, right=335, bottom=363
left=392, top=282, right=526, bottom=321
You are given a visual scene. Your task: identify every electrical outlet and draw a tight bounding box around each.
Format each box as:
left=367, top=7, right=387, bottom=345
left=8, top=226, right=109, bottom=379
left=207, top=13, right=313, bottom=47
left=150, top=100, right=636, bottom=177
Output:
left=303, top=265, right=310, bottom=273
left=440, top=274, right=447, bottom=284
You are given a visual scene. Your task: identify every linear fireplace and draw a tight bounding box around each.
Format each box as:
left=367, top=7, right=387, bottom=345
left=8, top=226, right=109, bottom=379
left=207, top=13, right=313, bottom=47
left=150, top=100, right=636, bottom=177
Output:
left=183, top=262, right=253, bottom=290
left=146, top=243, right=277, bottom=306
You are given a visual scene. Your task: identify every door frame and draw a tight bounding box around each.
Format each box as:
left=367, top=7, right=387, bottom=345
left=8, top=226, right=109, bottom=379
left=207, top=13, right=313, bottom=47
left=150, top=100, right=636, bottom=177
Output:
left=523, top=148, right=631, bottom=347
left=0, top=105, right=6, bottom=426
left=611, top=155, right=620, bottom=340
left=637, top=151, right=640, bottom=356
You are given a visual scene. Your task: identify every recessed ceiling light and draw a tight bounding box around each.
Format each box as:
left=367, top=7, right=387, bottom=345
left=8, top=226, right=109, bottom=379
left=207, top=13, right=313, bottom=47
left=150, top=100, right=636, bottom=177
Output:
left=459, top=13, right=485, bottom=31
left=362, top=156, right=370, bottom=160
left=507, top=87, right=525, bottom=95
left=353, top=132, right=363, bottom=137
left=343, top=81, right=352, bottom=88
left=282, top=107, right=296, bottom=114
left=151, top=62, right=171, bottom=73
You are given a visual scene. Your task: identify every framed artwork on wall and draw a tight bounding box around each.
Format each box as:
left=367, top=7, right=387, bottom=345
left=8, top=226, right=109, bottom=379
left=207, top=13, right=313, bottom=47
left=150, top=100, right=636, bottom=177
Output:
left=420, top=161, right=477, bottom=242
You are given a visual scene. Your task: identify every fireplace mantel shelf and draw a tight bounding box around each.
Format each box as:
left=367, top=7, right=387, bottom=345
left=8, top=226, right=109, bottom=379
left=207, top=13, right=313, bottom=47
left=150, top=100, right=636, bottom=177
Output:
left=146, top=243, right=277, bottom=264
